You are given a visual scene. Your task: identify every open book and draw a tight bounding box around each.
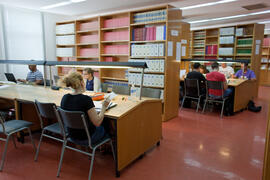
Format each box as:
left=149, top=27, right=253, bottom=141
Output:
left=93, top=101, right=117, bottom=112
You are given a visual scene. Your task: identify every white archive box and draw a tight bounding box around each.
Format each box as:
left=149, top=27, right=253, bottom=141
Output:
left=154, top=44, right=159, bottom=56
left=219, top=36, right=234, bottom=44
left=220, top=27, right=235, bottom=36
left=153, top=60, right=160, bottom=72
left=56, top=23, right=75, bottom=35
left=56, top=35, right=75, bottom=45
left=56, top=47, right=74, bottom=57
left=158, top=43, right=164, bottom=56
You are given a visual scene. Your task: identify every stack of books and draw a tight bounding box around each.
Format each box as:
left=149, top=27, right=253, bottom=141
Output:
left=103, top=45, right=129, bottom=55
left=79, top=21, right=99, bottom=31
left=219, top=47, right=234, bottom=56
left=219, top=36, right=234, bottom=44
left=132, top=25, right=166, bottom=41
left=103, top=30, right=129, bottom=41
left=79, top=48, right=99, bottom=57
left=133, top=9, right=167, bottom=24
left=103, top=17, right=129, bottom=28
left=205, top=45, right=217, bottom=55
left=79, top=34, right=99, bottom=44
left=237, top=38, right=253, bottom=46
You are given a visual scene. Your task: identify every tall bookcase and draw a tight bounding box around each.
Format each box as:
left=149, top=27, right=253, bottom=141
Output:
left=260, top=34, right=270, bottom=86
left=55, top=5, right=190, bottom=121
left=190, top=23, right=265, bottom=94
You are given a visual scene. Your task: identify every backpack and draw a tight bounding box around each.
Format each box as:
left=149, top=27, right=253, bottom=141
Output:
left=248, top=100, right=262, bottom=112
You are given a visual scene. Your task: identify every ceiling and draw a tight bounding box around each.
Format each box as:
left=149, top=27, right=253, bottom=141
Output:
left=0, top=0, right=269, bottom=30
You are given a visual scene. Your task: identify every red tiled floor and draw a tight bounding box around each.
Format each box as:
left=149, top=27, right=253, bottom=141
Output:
left=0, top=86, right=269, bottom=180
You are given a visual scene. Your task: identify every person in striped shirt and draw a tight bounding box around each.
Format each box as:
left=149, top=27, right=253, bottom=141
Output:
left=18, top=65, right=43, bottom=85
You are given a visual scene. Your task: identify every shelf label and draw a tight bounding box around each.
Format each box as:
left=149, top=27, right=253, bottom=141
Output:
left=181, top=39, right=187, bottom=44
left=255, top=44, right=260, bottom=55
left=171, top=30, right=179, bottom=37
left=168, top=41, right=173, bottom=57
left=182, top=46, right=186, bottom=57
left=176, top=42, right=181, bottom=61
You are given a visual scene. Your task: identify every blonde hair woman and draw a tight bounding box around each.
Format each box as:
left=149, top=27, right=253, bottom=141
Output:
left=60, top=72, right=109, bottom=144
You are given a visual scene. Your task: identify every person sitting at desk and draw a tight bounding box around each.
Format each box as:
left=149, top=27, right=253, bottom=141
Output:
left=60, top=72, right=110, bottom=144
left=83, top=68, right=101, bottom=92
left=233, top=62, right=256, bottom=80
left=199, top=65, right=209, bottom=74
left=186, top=63, right=206, bottom=94
left=17, top=64, right=43, bottom=85
left=219, top=63, right=234, bottom=79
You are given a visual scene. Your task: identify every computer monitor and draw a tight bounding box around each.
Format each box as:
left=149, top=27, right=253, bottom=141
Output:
left=4, top=73, right=17, bottom=83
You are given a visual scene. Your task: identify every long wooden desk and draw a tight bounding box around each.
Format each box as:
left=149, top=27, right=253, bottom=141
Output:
left=228, top=79, right=257, bottom=112
left=0, top=84, right=162, bottom=176
left=263, top=101, right=270, bottom=180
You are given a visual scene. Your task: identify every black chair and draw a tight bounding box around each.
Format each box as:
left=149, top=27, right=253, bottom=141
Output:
left=101, top=83, right=108, bottom=93
left=34, top=100, right=63, bottom=161
left=202, top=81, right=228, bottom=118
left=112, top=85, right=130, bottom=95
left=55, top=108, right=115, bottom=180
left=181, top=78, right=202, bottom=112
left=141, top=88, right=161, bottom=98
left=0, top=111, right=36, bottom=171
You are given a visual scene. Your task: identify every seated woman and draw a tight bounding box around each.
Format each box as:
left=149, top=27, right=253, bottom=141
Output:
left=233, top=62, right=256, bottom=80
left=83, top=68, right=101, bottom=92
left=60, top=72, right=109, bottom=144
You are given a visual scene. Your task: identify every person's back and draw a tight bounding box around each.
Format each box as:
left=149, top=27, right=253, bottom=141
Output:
left=186, top=63, right=206, bottom=93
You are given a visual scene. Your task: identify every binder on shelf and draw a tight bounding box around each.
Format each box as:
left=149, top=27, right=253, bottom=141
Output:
left=56, top=23, right=75, bottom=34
left=56, top=47, right=74, bottom=57
left=56, top=35, right=75, bottom=45
left=79, top=34, right=99, bottom=44
left=79, top=21, right=98, bottom=31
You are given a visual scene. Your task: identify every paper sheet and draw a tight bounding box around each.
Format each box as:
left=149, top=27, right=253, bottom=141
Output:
left=255, top=44, right=260, bottom=55
left=0, top=85, right=10, bottom=89
left=104, top=92, right=117, bottom=101
left=180, top=70, right=186, bottom=79
left=176, top=42, right=181, bottom=62
left=182, top=46, right=186, bottom=57
left=171, top=30, right=179, bottom=37
left=168, top=41, right=173, bottom=57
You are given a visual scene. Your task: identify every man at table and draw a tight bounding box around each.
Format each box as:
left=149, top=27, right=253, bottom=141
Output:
left=186, top=63, right=206, bottom=94
left=233, top=62, right=256, bottom=80
left=219, top=63, right=234, bottom=79
left=17, top=64, right=43, bottom=85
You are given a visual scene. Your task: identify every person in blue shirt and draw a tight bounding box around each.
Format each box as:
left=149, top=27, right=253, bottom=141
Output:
left=83, top=68, right=101, bottom=92
left=17, top=64, right=43, bottom=85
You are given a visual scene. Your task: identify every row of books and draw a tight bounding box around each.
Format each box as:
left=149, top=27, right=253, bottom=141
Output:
left=56, top=23, right=75, bottom=35
left=104, top=80, right=129, bottom=89
left=261, top=58, right=270, bottom=63
left=103, top=17, right=129, bottom=28
left=133, top=9, right=167, bottom=24
left=103, top=30, right=129, bottom=41
left=193, top=40, right=205, bottom=47
left=219, top=47, right=234, bottom=56
left=131, top=44, right=164, bottom=57
left=103, top=45, right=129, bottom=55
left=132, top=25, right=166, bottom=41
left=128, top=73, right=164, bottom=88
left=193, top=49, right=204, bottom=55
left=79, top=21, right=99, bottom=31
left=220, top=36, right=234, bottom=44
left=56, top=35, right=75, bottom=45
left=193, top=31, right=206, bottom=39
left=237, top=38, right=253, bottom=46
left=220, top=27, right=234, bottom=36
left=263, top=38, right=270, bottom=46
left=130, top=86, right=163, bottom=99
left=236, top=49, right=252, bottom=55
left=57, top=47, right=75, bottom=57
left=205, top=45, right=218, bottom=55
left=128, top=59, right=164, bottom=73
left=260, top=65, right=270, bottom=70
left=79, top=48, right=99, bottom=57
left=79, top=34, right=99, bottom=44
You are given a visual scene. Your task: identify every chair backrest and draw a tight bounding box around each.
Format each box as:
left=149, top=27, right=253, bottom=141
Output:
left=34, top=100, right=57, bottom=129
left=206, top=80, right=224, bottom=98
left=0, top=112, right=6, bottom=134
left=112, top=85, right=130, bottom=95
left=101, top=83, right=108, bottom=93
left=56, top=107, right=92, bottom=146
left=141, top=88, right=161, bottom=98
left=184, top=78, right=200, bottom=97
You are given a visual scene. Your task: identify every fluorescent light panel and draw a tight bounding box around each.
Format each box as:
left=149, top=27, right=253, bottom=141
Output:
left=259, top=20, right=270, bottom=24
left=55, top=65, right=131, bottom=69
left=189, top=10, right=270, bottom=24
left=180, top=0, right=237, bottom=10
left=41, top=0, right=86, bottom=10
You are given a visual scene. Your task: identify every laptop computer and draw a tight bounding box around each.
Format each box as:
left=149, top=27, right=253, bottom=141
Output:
left=4, top=73, right=17, bottom=83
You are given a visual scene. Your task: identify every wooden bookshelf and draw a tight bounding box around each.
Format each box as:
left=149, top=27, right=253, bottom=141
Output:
left=189, top=23, right=265, bottom=94
left=56, top=5, right=188, bottom=121
left=259, top=33, right=270, bottom=86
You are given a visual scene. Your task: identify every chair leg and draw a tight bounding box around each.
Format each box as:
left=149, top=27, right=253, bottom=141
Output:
left=57, top=140, right=67, bottom=177
left=11, top=135, right=17, bottom=149
left=0, top=135, right=10, bottom=171
left=34, top=129, right=45, bottom=161
left=110, top=140, right=115, bottom=161
left=202, top=99, right=207, bottom=113
left=88, top=148, right=96, bottom=180
left=27, top=128, right=36, bottom=152
left=221, top=101, right=225, bottom=118
left=196, top=98, right=201, bottom=112
left=180, top=96, right=185, bottom=110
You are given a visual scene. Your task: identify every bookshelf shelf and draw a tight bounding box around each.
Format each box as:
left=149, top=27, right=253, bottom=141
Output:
left=134, top=85, right=164, bottom=89
left=101, top=54, right=129, bottom=57
left=101, top=40, right=129, bottom=43
left=101, top=26, right=129, bottom=31
left=101, top=77, right=128, bottom=82
left=77, top=56, right=99, bottom=59
left=76, top=43, right=99, bottom=46
left=130, top=56, right=166, bottom=59
left=236, top=45, right=252, bottom=48
left=130, top=20, right=166, bottom=26
left=128, top=71, right=164, bottom=74
left=191, top=54, right=204, bottom=56
left=56, top=33, right=75, bottom=36
left=206, top=36, right=218, bottom=38
left=56, top=44, right=75, bottom=47
left=131, top=40, right=166, bottom=43
left=77, top=30, right=99, bottom=34
left=193, top=37, right=206, bottom=40
left=236, top=35, right=253, bottom=38
left=235, top=54, right=252, bottom=56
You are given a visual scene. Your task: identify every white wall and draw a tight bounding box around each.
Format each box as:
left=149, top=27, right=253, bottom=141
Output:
left=0, top=5, right=6, bottom=80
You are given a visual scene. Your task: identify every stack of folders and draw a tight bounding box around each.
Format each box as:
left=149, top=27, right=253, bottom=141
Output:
left=56, top=23, right=75, bottom=34
left=56, top=35, right=75, bottom=45
left=133, top=9, right=167, bottom=24
left=218, top=47, right=234, bottom=56
left=131, top=43, right=164, bottom=57
left=128, top=73, right=164, bottom=88
left=56, top=47, right=75, bottom=57
left=220, top=27, right=235, bottom=36
left=79, top=21, right=99, bottom=31
left=132, top=25, right=166, bottom=41
left=128, top=59, right=164, bottom=73
left=219, top=36, right=234, bottom=44
left=130, top=86, right=164, bottom=99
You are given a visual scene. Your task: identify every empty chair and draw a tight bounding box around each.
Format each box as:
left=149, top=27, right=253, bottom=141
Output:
left=55, top=107, right=115, bottom=180
left=101, top=83, right=108, bottom=93
left=202, top=80, right=228, bottom=118
left=141, top=88, right=161, bottom=98
left=112, top=85, right=130, bottom=95
left=34, top=100, right=64, bottom=161
left=181, top=78, right=203, bottom=112
left=0, top=111, right=36, bottom=171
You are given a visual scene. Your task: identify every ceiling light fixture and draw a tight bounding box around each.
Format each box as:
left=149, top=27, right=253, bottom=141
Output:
left=189, top=10, right=270, bottom=24
left=180, top=0, right=237, bottom=10
left=41, top=0, right=87, bottom=10
left=259, top=20, right=270, bottom=24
